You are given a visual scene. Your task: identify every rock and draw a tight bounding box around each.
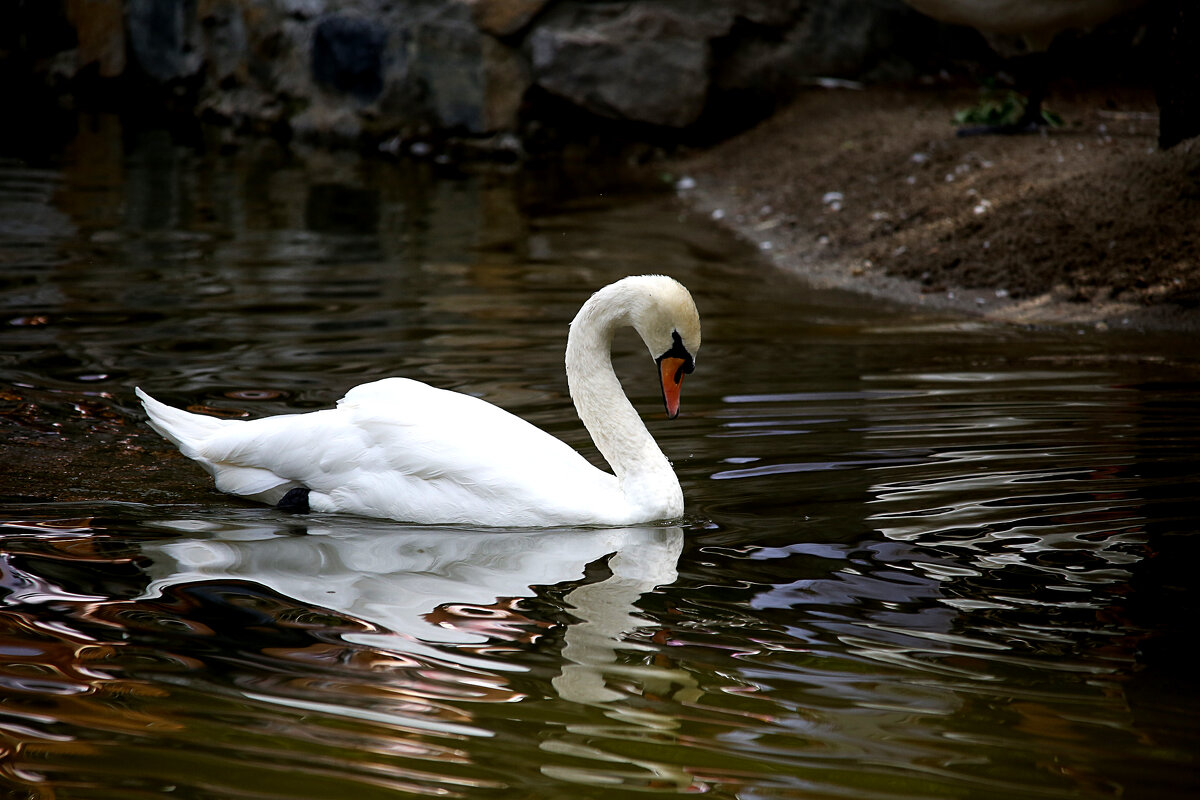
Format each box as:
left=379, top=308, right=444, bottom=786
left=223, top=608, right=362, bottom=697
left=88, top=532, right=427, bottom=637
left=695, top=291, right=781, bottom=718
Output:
left=127, top=0, right=203, bottom=83
left=715, top=0, right=943, bottom=98
left=464, top=0, right=551, bottom=37
left=197, top=0, right=247, bottom=85
left=312, top=14, right=388, bottom=102
left=281, top=0, right=326, bottom=20
left=410, top=6, right=530, bottom=133
left=528, top=3, right=732, bottom=128
left=65, top=0, right=126, bottom=78
left=726, top=0, right=807, bottom=27
left=291, top=101, right=363, bottom=144
left=1, top=2, right=78, bottom=85
left=5, top=0, right=1093, bottom=150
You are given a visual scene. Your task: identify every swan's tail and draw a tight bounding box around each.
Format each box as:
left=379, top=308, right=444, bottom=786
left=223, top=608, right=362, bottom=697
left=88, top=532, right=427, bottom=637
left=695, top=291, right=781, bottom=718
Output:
left=136, top=387, right=302, bottom=504
left=136, top=387, right=234, bottom=461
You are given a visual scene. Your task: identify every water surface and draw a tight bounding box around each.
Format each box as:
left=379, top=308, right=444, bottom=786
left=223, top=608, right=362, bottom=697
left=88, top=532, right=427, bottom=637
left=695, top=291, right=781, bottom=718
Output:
left=2, top=117, right=1199, bottom=800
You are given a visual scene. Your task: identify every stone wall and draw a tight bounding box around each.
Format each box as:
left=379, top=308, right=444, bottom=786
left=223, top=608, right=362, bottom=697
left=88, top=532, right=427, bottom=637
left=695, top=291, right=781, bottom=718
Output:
left=1, top=0, right=1002, bottom=150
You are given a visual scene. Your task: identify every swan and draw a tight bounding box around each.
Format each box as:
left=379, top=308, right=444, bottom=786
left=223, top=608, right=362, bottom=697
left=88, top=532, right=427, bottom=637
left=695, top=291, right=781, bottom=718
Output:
left=902, top=0, right=1146, bottom=134
left=136, top=275, right=701, bottom=527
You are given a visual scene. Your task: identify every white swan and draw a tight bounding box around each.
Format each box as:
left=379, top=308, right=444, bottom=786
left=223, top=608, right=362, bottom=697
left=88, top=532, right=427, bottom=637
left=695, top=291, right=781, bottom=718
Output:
left=136, top=275, right=701, bottom=527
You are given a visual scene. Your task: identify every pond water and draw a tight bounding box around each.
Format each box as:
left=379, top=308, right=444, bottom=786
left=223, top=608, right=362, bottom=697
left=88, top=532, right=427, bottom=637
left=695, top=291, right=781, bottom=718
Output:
left=2, top=117, right=1199, bottom=800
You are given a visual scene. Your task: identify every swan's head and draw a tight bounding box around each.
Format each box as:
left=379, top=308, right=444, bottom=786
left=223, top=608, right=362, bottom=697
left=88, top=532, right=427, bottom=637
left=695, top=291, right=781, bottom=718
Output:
left=626, top=275, right=701, bottom=420
left=569, top=275, right=702, bottom=419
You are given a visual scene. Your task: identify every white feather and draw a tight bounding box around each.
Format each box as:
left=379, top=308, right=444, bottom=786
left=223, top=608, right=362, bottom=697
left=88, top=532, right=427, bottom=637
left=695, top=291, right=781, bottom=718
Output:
left=137, top=275, right=701, bottom=527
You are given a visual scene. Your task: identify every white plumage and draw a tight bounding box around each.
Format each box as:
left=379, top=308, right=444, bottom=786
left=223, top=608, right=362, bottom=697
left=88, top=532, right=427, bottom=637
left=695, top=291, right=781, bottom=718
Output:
left=138, top=275, right=701, bottom=527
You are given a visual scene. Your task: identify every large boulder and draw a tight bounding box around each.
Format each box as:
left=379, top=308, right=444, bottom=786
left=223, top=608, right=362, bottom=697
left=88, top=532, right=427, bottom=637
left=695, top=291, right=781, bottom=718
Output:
left=527, top=2, right=732, bottom=128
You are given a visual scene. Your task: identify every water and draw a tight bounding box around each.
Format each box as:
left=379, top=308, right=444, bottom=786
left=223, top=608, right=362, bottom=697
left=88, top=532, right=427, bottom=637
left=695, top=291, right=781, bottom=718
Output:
left=2, top=116, right=1199, bottom=800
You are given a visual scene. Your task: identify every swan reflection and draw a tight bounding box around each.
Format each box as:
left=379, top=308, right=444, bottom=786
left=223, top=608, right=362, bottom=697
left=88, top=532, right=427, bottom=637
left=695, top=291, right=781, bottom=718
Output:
left=140, top=513, right=683, bottom=675
left=132, top=512, right=700, bottom=787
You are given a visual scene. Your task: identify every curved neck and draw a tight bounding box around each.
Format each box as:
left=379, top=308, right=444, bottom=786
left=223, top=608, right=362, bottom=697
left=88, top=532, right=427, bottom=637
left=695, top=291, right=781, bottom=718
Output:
left=565, top=286, right=682, bottom=517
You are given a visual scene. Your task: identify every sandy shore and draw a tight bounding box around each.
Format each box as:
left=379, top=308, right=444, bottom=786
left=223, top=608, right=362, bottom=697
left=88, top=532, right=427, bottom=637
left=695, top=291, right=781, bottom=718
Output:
left=674, top=84, right=1200, bottom=332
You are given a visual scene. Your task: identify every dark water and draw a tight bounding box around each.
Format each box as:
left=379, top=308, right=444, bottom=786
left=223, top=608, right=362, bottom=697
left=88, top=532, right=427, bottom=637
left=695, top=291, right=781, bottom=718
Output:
left=2, top=117, right=1199, bottom=800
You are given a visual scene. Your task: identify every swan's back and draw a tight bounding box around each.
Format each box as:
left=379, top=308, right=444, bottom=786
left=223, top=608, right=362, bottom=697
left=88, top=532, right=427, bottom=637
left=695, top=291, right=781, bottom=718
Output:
left=140, top=379, right=623, bottom=526
left=328, top=379, right=620, bottom=524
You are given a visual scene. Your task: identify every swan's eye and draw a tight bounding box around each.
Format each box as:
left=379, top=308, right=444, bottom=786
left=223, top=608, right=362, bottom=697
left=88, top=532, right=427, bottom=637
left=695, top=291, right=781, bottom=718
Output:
left=657, top=330, right=695, bottom=375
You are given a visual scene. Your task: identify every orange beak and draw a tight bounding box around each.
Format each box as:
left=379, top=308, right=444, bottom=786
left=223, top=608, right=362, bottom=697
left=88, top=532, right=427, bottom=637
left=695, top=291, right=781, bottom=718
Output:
left=658, top=356, right=688, bottom=419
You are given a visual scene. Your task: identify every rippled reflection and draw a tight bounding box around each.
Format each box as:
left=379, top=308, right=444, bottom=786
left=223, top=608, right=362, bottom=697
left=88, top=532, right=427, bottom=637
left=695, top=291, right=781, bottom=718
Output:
left=2, top=118, right=1199, bottom=799
left=0, top=512, right=691, bottom=796
left=677, top=362, right=1198, bottom=798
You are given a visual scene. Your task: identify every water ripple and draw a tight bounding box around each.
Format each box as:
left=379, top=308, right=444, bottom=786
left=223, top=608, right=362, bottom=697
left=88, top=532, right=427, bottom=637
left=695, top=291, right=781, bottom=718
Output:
left=2, top=139, right=1198, bottom=799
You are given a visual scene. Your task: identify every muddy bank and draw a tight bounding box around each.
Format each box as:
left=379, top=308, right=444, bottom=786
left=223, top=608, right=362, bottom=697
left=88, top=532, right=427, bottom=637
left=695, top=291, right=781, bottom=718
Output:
left=675, top=84, right=1200, bottom=332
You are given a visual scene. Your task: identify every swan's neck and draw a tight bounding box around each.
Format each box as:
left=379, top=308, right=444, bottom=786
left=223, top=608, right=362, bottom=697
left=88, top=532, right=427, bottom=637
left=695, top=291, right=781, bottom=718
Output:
left=566, top=288, right=682, bottom=519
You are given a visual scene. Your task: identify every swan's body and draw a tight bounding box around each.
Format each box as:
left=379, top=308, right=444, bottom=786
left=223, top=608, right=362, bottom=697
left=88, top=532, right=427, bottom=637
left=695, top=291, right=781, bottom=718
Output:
left=137, top=275, right=700, bottom=527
